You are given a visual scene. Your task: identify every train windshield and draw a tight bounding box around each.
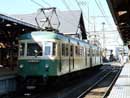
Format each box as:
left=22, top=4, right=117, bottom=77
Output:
left=27, top=43, right=42, bottom=56
left=19, top=43, right=25, bottom=56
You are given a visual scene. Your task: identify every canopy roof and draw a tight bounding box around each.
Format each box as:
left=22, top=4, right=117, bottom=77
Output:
left=107, top=0, right=130, bottom=44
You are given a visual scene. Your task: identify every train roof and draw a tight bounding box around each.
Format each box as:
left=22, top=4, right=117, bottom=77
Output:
left=19, top=31, right=89, bottom=46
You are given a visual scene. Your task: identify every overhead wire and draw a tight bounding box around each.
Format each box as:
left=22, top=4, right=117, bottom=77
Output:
left=95, top=0, right=122, bottom=45
left=94, top=0, right=114, bottom=28
left=41, top=0, right=51, bottom=7
left=75, top=0, right=92, bottom=25
left=96, top=0, right=120, bottom=36
left=31, top=0, right=43, bottom=7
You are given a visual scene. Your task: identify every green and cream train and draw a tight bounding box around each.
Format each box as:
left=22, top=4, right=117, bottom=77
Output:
left=18, top=31, right=102, bottom=88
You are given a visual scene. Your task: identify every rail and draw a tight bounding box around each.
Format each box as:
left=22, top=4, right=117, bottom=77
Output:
left=102, top=66, right=123, bottom=98
left=77, top=66, right=122, bottom=98
left=77, top=71, right=112, bottom=98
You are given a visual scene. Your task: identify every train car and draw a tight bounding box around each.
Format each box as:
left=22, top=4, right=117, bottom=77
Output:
left=17, top=31, right=102, bottom=89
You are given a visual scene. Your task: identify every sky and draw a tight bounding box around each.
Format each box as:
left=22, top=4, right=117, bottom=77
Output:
left=0, top=0, right=123, bottom=50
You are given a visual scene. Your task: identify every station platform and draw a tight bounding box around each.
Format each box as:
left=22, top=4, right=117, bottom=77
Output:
left=0, top=67, right=16, bottom=76
left=108, top=63, right=130, bottom=98
left=0, top=67, right=17, bottom=95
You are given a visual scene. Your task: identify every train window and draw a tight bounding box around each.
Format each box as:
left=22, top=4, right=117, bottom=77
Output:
left=19, top=43, right=25, bottom=56
left=87, top=49, right=90, bottom=56
left=80, top=47, right=83, bottom=56
left=75, top=46, right=79, bottom=56
left=52, top=42, right=56, bottom=56
left=93, top=49, right=95, bottom=56
left=97, top=49, right=99, bottom=56
left=44, top=42, right=52, bottom=55
left=70, top=45, right=73, bottom=56
left=44, top=42, right=56, bottom=56
left=27, top=43, right=42, bottom=56
left=75, top=46, right=77, bottom=55
left=66, top=44, right=69, bottom=56
left=45, top=46, right=51, bottom=55
left=82, top=47, right=85, bottom=56
left=62, top=43, right=65, bottom=56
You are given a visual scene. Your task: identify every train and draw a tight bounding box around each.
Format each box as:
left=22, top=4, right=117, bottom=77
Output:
left=17, top=30, right=103, bottom=90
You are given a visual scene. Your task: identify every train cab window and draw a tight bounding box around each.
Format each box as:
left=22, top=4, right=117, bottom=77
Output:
left=19, top=43, right=25, bottom=56
left=27, top=43, right=42, bottom=56
left=45, top=46, right=51, bottom=55
left=44, top=42, right=56, bottom=56
left=44, top=42, right=52, bottom=55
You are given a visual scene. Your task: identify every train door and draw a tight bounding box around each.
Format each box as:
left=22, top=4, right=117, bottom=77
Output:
left=89, top=47, right=93, bottom=67
left=92, top=48, right=96, bottom=66
left=86, top=47, right=90, bottom=68
left=69, top=44, right=74, bottom=72
left=85, top=47, right=87, bottom=66
left=100, top=48, right=103, bottom=64
left=59, top=42, right=62, bottom=73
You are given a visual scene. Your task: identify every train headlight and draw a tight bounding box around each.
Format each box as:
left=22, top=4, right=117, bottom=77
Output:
left=45, top=64, right=49, bottom=69
left=45, top=64, right=49, bottom=71
left=19, top=64, right=24, bottom=68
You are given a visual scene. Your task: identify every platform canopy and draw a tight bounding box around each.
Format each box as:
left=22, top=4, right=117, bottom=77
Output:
left=107, top=0, right=130, bottom=44
left=0, top=14, right=37, bottom=48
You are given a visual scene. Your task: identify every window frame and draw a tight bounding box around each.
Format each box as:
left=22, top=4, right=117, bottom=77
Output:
left=26, top=42, right=43, bottom=57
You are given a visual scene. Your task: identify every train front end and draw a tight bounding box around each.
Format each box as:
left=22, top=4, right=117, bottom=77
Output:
left=17, top=31, right=59, bottom=90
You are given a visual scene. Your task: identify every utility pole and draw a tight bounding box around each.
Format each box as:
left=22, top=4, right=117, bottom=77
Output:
left=102, top=22, right=107, bottom=60
left=102, top=22, right=105, bottom=49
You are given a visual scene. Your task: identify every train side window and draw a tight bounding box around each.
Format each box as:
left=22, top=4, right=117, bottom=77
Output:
left=19, top=43, right=25, bottom=56
left=82, top=47, right=85, bottom=56
left=62, top=43, right=65, bottom=56
left=97, top=49, right=99, bottom=56
left=80, top=47, right=83, bottom=56
left=70, top=45, right=73, bottom=56
left=87, top=48, right=90, bottom=56
left=66, top=44, right=69, bottom=56
left=52, top=42, right=56, bottom=56
left=92, top=49, right=95, bottom=56
left=75, top=46, right=78, bottom=56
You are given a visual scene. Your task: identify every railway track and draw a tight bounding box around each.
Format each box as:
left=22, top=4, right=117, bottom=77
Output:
left=77, top=66, right=122, bottom=98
